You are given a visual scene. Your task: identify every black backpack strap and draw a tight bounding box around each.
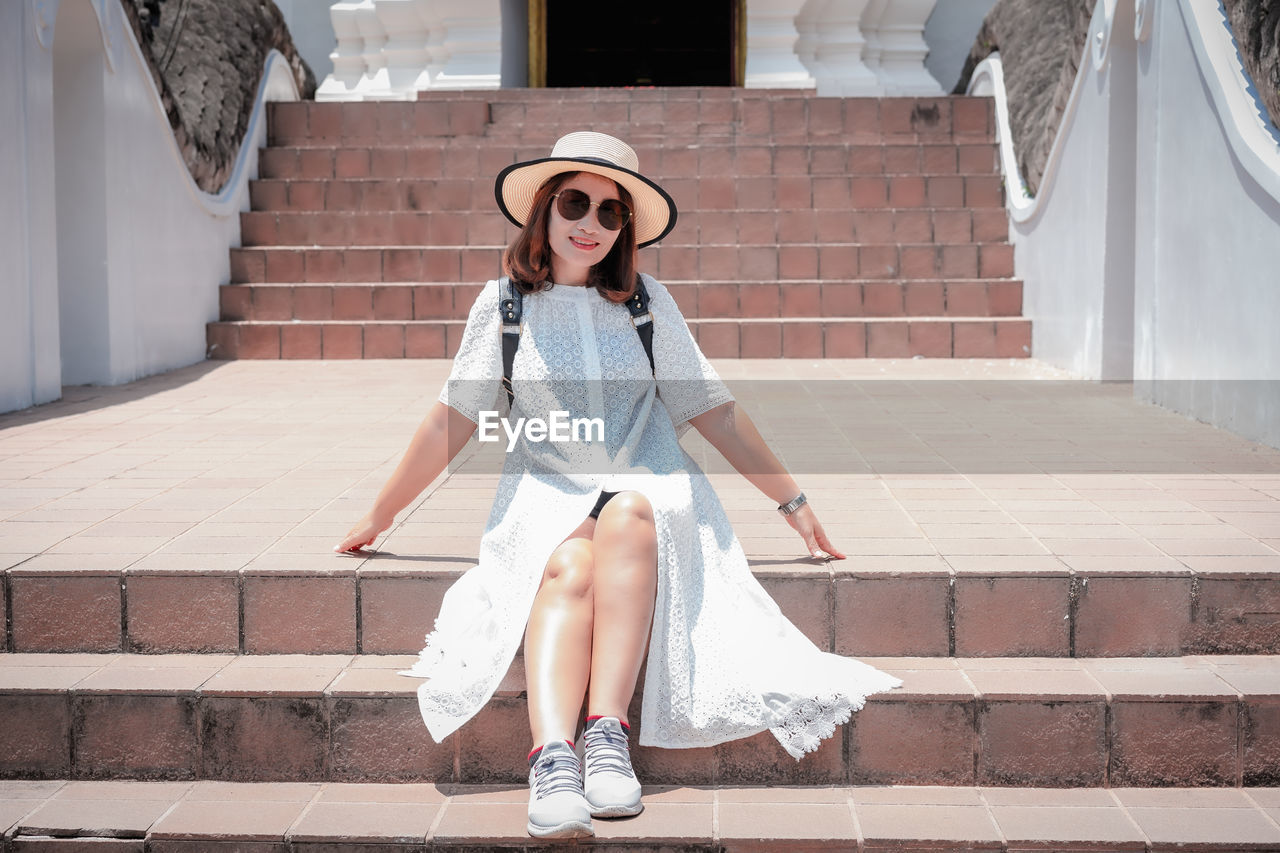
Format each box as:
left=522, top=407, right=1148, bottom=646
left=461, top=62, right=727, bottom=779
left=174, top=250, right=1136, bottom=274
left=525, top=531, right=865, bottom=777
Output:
left=627, top=274, right=655, bottom=375
left=499, top=277, right=521, bottom=408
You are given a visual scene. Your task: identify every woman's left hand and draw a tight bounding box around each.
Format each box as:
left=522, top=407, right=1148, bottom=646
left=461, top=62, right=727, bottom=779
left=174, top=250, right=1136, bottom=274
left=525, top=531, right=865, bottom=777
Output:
left=783, top=503, right=845, bottom=560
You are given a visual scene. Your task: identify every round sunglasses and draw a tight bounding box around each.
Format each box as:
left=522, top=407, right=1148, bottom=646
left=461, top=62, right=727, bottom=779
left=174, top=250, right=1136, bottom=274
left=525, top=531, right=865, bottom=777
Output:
left=551, top=188, right=632, bottom=232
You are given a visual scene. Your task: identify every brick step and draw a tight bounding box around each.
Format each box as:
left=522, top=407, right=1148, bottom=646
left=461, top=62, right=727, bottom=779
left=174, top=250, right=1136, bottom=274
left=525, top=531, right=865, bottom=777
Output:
left=228, top=244, right=1016, bottom=284
left=246, top=175, right=1005, bottom=214
left=268, top=96, right=996, bottom=146
left=256, top=142, right=999, bottom=180
left=8, top=781, right=1278, bottom=852
left=205, top=316, right=1032, bottom=360
left=4, top=781, right=1280, bottom=852
left=8, top=558, right=1273, bottom=657
left=217, top=280, right=1024, bottom=323
left=239, top=207, right=1009, bottom=248
left=2, top=653, right=1276, bottom=787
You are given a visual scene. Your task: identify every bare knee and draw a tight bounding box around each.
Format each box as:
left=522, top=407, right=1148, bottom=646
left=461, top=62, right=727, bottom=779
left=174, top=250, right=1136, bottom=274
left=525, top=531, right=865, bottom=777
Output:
left=540, top=540, right=594, bottom=600
left=596, top=491, right=655, bottom=529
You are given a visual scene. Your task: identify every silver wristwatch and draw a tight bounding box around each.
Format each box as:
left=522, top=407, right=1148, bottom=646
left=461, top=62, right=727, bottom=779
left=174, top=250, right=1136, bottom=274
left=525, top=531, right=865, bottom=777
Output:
left=777, top=492, right=808, bottom=516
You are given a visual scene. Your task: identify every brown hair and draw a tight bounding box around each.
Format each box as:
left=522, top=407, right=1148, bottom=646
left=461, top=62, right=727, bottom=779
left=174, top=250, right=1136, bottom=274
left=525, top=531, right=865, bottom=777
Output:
left=502, top=172, right=638, bottom=303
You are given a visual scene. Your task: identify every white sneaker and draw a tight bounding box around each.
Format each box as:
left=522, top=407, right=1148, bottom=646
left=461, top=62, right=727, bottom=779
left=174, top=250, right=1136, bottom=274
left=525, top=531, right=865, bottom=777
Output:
left=583, top=716, right=644, bottom=817
left=526, top=740, right=594, bottom=838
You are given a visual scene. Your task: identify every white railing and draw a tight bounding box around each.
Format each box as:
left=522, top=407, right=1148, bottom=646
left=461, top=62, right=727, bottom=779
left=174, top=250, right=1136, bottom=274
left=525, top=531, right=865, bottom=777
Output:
left=967, top=0, right=1280, bottom=448
left=317, top=0, right=943, bottom=99
left=3, top=0, right=300, bottom=411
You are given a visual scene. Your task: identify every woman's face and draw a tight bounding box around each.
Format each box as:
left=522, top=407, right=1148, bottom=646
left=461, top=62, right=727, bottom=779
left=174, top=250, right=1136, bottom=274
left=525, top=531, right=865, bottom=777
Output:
left=546, top=172, right=624, bottom=285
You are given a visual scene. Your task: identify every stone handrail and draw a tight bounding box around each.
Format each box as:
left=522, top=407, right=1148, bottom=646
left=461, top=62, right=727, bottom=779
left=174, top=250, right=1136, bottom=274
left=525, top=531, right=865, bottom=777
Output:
left=968, top=0, right=1280, bottom=223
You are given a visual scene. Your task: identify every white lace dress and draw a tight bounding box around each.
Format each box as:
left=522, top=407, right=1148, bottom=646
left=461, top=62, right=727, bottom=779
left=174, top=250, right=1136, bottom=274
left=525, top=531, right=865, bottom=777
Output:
left=401, top=274, right=901, bottom=758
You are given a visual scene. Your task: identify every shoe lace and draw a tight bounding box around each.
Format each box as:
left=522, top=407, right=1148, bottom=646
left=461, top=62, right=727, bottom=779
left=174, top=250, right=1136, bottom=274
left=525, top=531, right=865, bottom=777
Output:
left=533, top=751, right=583, bottom=798
left=584, top=726, right=633, bottom=778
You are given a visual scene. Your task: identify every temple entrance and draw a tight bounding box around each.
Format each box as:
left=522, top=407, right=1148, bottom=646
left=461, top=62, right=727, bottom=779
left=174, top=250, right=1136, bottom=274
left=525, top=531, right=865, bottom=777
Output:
left=531, top=0, right=743, bottom=87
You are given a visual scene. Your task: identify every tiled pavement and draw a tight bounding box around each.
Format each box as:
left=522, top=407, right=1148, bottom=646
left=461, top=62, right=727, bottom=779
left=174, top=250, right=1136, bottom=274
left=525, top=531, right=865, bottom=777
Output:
left=3, top=780, right=1280, bottom=850
left=2, top=359, right=1278, bottom=657
left=3, top=358, right=1280, bottom=848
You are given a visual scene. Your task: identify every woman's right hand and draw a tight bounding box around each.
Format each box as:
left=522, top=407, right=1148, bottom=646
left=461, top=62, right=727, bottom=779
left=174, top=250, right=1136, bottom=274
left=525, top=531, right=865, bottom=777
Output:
left=334, top=511, right=391, bottom=553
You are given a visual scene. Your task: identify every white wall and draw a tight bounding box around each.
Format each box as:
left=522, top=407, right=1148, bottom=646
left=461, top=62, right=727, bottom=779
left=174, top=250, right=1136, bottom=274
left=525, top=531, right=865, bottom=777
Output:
left=1, top=1, right=62, bottom=412
left=974, top=0, right=1280, bottom=448
left=1133, top=0, right=1280, bottom=446
left=1, top=0, right=299, bottom=414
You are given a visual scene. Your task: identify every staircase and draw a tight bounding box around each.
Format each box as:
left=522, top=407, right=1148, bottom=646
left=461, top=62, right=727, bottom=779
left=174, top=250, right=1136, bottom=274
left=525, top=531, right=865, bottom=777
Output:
left=207, top=89, right=1031, bottom=359
left=4, top=90, right=1278, bottom=851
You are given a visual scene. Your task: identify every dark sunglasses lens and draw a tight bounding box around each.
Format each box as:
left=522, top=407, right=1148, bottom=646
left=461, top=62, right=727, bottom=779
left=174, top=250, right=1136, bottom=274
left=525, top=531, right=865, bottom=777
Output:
left=556, top=190, right=591, bottom=221
left=597, top=200, right=630, bottom=231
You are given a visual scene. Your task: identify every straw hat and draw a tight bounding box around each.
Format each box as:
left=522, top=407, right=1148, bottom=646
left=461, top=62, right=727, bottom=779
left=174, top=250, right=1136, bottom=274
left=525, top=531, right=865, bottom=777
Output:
left=494, top=131, right=678, bottom=248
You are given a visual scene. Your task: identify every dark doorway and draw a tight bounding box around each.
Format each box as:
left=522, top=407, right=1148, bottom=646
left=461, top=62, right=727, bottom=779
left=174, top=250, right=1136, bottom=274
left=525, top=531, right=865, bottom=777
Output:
left=545, top=2, right=737, bottom=87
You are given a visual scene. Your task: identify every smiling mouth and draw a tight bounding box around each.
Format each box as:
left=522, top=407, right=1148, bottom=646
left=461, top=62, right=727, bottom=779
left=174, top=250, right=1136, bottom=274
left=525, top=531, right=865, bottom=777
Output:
left=569, top=236, right=599, bottom=250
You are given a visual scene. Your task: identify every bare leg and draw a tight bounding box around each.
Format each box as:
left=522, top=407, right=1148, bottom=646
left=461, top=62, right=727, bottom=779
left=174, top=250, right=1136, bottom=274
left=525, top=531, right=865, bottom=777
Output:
left=586, top=492, right=658, bottom=722
left=525, top=518, right=596, bottom=750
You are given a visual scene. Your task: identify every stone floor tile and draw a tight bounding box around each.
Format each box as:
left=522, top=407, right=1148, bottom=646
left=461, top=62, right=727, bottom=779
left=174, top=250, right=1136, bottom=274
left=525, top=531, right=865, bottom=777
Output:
left=315, top=782, right=448, bottom=804
left=430, top=801, right=529, bottom=844
left=639, top=785, right=716, bottom=804
left=1124, top=806, right=1280, bottom=847
left=855, top=803, right=1001, bottom=846
left=0, top=781, right=67, bottom=799
left=200, top=666, right=338, bottom=696
left=53, top=781, right=192, bottom=801
left=74, top=665, right=221, bottom=693
left=980, top=787, right=1117, bottom=807
left=326, top=667, right=415, bottom=696
left=182, top=781, right=322, bottom=802
left=149, top=799, right=310, bottom=841
left=594, top=802, right=713, bottom=842
left=1085, top=667, right=1237, bottom=699
left=716, top=786, right=848, bottom=803
left=717, top=802, right=857, bottom=842
left=0, top=667, right=102, bottom=691
left=991, top=805, right=1146, bottom=848
left=437, top=785, right=526, bottom=805
left=287, top=800, right=438, bottom=842
left=1246, top=789, right=1280, bottom=807
left=16, top=797, right=175, bottom=838
left=1112, top=789, right=1256, bottom=808
left=849, top=786, right=984, bottom=806
left=965, top=668, right=1104, bottom=699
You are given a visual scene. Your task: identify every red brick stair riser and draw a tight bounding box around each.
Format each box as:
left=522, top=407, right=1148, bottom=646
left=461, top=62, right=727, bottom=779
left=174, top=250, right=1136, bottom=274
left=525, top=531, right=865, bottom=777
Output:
left=267, top=94, right=997, bottom=146
left=256, top=141, right=1001, bottom=181
left=0, top=653, right=1274, bottom=788
left=4, top=570, right=1275, bottom=658
left=216, top=281, right=1024, bottom=322
left=225, top=243, right=1015, bottom=284
left=238, top=208, right=1010, bottom=247
left=244, top=175, right=1006, bottom=213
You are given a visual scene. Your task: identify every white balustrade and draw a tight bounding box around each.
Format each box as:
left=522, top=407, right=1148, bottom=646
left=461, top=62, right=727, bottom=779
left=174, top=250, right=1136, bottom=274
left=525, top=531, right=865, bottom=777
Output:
left=316, top=0, right=943, bottom=98
left=316, top=0, right=366, bottom=100
left=868, top=0, right=944, bottom=94
left=374, top=0, right=432, bottom=94
left=795, top=0, right=881, bottom=96
left=745, top=0, right=814, bottom=88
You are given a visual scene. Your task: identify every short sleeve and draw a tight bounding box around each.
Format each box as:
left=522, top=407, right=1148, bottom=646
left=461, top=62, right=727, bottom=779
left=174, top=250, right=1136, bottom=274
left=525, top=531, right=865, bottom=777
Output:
left=643, top=273, right=735, bottom=430
left=437, top=280, right=503, bottom=424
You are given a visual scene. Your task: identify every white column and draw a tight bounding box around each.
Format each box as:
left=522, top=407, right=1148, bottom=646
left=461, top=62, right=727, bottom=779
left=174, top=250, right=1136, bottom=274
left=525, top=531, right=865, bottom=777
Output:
left=354, top=0, right=392, bottom=97
left=870, top=0, right=943, bottom=94
left=374, top=0, right=431, bottom=97
left=745, top=0, right=814, bottom=88
left=798, top=0, right=881, bottom=96
left=860, top=0, right=889, bottom=81
left=424, top=0, right=501, bottom=90
left=316, top=1, right=367, bottom=100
